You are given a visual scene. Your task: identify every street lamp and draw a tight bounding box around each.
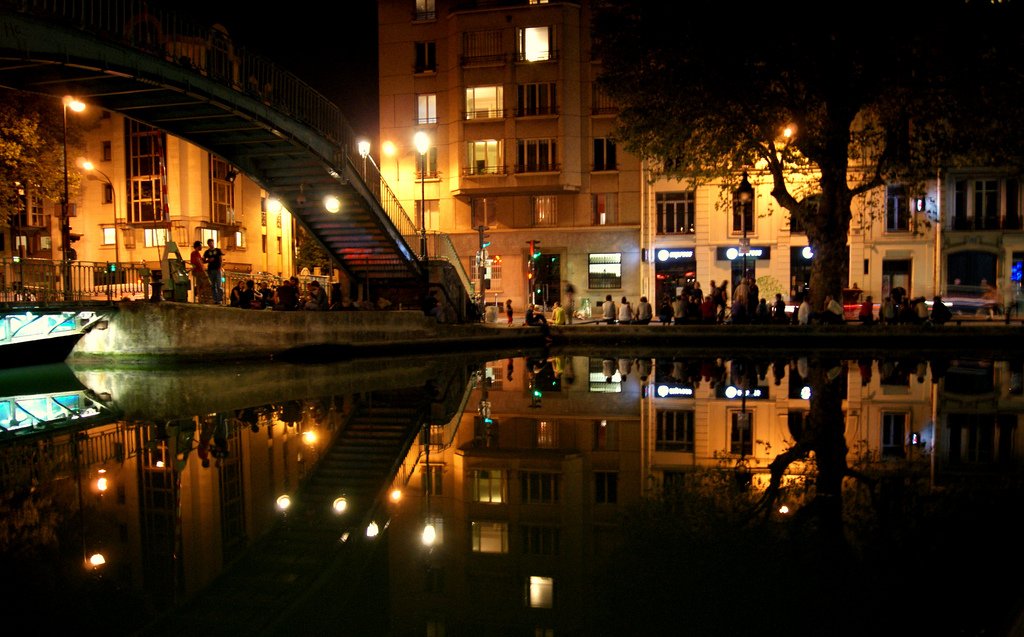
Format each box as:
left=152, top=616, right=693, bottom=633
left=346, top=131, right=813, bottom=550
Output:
left=79, top=159, right=120, bottom=299
left=735, top=170, right=754, bottom=287
left=357, top=139, right=371, bottom=178
left=62, top=96, right=85, bottom=300
left=413, top=131, right=430, bottom=260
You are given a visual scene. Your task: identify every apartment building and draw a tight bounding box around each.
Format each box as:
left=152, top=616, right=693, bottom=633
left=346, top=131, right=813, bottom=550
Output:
left=378, top=0, right=642, bottom=315
left=5, top=105, right=296, bottom=290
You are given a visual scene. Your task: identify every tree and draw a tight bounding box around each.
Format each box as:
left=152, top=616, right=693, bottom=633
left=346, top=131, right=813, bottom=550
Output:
left=0, top=88, right=81, bottom=228
left=295, top=224, right=331, bottom=275
left=593, top=1, right=1024, bottom=307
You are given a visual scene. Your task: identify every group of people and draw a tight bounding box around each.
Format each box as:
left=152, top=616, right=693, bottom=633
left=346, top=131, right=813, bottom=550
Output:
left=852, top=291, right=954, bottom=326
left=600, top=295, right=655, bottom=325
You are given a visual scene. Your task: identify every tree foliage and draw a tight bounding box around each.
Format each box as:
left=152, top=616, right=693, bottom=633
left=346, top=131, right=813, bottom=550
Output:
left=593, top=0, right=1024, bottom=304
left=0, top=88, right=82, bottom=227
left=295, top=224, right=331, bottom=275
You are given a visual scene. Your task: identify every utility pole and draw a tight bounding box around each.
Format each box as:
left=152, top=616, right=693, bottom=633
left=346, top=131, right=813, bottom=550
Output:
left=527, top=239, right=541, bottom=307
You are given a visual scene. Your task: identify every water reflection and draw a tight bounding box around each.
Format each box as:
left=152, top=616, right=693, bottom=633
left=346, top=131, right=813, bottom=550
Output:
left=2, top=351, right=1023, bottom=636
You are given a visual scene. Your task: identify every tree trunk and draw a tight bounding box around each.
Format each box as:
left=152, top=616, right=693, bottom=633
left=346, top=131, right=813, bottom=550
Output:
left=806, top=168, right=852, bottom=310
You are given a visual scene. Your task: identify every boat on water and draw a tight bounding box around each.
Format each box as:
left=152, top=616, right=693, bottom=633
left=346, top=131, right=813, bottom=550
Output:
left=1, top=308, right=109, bottom=369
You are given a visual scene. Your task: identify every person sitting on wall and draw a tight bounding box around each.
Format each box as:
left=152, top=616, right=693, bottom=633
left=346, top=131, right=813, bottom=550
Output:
left=810, top=294, right=845, bottom=325
left=930, top=295, right=953, bottom=325
left=273, top=277, right=299, bottom=311
left=858, top=295, right=875, bottom=325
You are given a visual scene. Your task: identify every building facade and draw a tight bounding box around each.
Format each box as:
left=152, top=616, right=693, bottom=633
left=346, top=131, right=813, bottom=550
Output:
left=380, top=1, right=1024, bottom=320
left=378, top=0, right=642, bottom=318
left=3, top=104, right=296, bottom=297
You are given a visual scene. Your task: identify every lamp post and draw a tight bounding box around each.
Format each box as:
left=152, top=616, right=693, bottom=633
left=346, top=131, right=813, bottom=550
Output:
left=735, top=170, right=754, bottom=287
left=61, top=96, right=86, bottom=300
left=80, top=160, right=120, bottom=299
left=357, top=139, right=371, bottom=179
left=413, top=131, right=430, bottom=260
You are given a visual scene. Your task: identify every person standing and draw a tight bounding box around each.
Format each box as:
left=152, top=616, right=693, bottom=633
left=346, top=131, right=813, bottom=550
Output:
left=190, top=241, right=213, bottom=304
left=505, top=298, right=514, bottom=326
left=203, top=238, right=224, bottom=305
left=564, top=283, right=576, bottom=325
left=858, top=295, right=875, bottom=325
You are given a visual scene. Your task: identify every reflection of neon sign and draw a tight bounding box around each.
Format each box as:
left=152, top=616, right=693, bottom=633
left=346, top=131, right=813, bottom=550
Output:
left=724, top=386, right=763, bottom=399
left=725, top=248, right=765, bottom=261
left=657, top=385, right=694, bottom=397
left=657, top=249, right=694, bottom=262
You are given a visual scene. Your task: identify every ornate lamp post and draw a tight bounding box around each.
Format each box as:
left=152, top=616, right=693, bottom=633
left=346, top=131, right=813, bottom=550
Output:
left=357, top=139, right=371, bottom=178
left=735, top=170, right=754, bottom=285
left=61, top=96, right=86, bottom=300
left=413, top=131, right=430, bottom=260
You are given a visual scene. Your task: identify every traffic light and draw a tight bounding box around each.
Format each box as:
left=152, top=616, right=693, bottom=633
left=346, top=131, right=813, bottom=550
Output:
left=108, top=263, right=117, bottom=273
left=529, top=240, right=541, bottom=259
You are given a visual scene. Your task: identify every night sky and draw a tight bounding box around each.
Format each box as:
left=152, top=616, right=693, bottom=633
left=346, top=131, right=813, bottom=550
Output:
left=161, top=0, right=380, bottom=137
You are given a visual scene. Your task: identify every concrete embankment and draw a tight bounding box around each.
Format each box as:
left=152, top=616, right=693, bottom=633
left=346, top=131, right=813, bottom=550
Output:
left=68, top=301, right=1024, bottom=363
left=69, top=301, right=539, bottom=364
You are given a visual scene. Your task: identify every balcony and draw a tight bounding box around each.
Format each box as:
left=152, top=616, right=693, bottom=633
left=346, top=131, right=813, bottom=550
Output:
left=464, top=109, right=506, bottom=121
left=515, top=163, right=560, bottom=174
left=949, top=214, right=1022, bottom=231
left=462, top=164, right=507, bottom=177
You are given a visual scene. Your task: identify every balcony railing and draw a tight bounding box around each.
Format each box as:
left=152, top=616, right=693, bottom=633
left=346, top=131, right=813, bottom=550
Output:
left=464, top=109, right=506, bottom=120
left=515, top=163, right=560, bottom=174
left=463, top=165, right=507, bottom=177
left=950, top=214, right=1023, bottom=231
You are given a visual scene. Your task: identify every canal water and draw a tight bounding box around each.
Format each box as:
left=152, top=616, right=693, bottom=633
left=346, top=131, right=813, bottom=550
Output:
left=2, top=349, right=1023, bottom=636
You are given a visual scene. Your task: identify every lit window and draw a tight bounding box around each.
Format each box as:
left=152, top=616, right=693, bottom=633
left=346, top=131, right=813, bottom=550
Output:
left=466, top=140, right=503, bottom=175
left=466, top=86, right=502, bottom=119
left=471, top=521, right=508, bottom=553
left=417, top=94, right=437, bottom=125
left=102, top=227, right=116, bottom=245
left=588, top=253, right=621, bottom=289
left=415, top=0, right=435, bottom=20
left=144, top=227, right=167, bottom=248
left=528, top=576, right=554, bottom=608
left=518, top=26, right=552, bottom=62
left=472, top=469, right=505, bottom=503
left=532, top=195, right=557, bottom=225
left=536, top=420, right=557, bottom=448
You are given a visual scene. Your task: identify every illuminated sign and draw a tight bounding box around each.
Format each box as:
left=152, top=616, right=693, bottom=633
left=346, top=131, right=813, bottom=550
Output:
left=656, top=249, right=695, bottom=262
left=656, top=385, right=694, bottom=398
left=716, top=246, right=771, bottom=261
left=716, top=384, right=770, bottom=400
left=724, top=386, right=762, bottom=399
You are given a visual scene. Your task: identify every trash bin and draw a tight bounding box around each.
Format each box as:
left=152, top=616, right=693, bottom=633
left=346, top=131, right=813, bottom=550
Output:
left=485, top=305, right=499, bottom=323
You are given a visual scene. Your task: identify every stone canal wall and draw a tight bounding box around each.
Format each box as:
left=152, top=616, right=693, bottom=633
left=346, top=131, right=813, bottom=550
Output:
left=69, top=301, right=530, bottom=363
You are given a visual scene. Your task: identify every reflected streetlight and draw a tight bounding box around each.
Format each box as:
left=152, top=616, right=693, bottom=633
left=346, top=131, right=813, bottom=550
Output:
left=414, top=131, right=430, bottom=260
left=62, top=96, right=86, bottom=300
left=79, top=159, right=120, bottom=298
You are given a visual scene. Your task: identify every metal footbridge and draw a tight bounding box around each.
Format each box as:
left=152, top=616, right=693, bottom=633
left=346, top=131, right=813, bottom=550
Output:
left=0, top=0, right=470, bottom=307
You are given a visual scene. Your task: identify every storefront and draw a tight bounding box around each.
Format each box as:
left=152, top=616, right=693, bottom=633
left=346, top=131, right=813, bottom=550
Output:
left=715, top=245, right=771, bottom=290
left=654, top=248, right=697, bottom=300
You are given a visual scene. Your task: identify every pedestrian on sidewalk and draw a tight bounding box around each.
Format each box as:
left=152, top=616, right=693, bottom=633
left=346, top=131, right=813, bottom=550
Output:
left=505, top=298, right=514, bottom=326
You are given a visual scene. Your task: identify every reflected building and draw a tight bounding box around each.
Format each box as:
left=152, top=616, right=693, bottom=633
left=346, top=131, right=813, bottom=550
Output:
left=384, top=353, right=1024, bottom=634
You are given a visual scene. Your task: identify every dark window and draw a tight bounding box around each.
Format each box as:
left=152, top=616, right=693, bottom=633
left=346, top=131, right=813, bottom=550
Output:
left=886, top=185, right=911, bottom=231
left=595, top=472, right=618, bottom=504
left=730, top=411, right=753, bottom=455
left=656, top=192, right=695, bottom=234
left=415, top=41, right=437, bottom=73
left=102, top=140, right=112, bottom=161
left=882, top=413, right=907, bottom=458
left=655, top=411, right=694, bottom=451
left=517, top=82, right=557, bottom=116
left=593, top=138, right=617, bottom=171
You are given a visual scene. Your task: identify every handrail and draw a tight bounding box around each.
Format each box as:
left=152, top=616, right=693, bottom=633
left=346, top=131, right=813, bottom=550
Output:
left=430, top=232, right=473, bottom=296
